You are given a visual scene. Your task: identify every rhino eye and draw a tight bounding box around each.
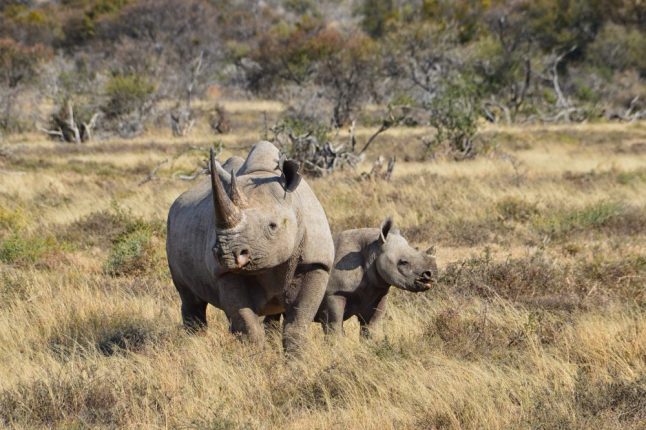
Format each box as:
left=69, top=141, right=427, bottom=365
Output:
left=398, top=259, right=409, bottom=267
left=269, top=221, right=278, bottom=231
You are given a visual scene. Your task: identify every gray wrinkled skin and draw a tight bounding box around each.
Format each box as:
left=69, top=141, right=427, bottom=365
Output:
left=315, top=217, right=437, bottom=337
left=166, top=141, right=334, bottom=353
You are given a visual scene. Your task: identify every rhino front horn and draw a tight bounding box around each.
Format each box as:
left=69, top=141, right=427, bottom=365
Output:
left=210, top=147, right=242, bottom=229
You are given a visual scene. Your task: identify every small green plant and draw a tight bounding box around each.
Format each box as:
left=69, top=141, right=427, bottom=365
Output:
left=103, top=74, right=155, bottom=119
left=426, top=75, right=483, bottom=160
left=534, top=201, right=625, bottom=239
left=0, top=233, right=56, bottom=265
left=103, top=204, right=164, bottom=277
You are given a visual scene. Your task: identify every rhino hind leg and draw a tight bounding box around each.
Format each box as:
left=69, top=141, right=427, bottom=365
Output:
left=317, top=295, right=346, bottom=336
left=177, top=285, right=208, bottom=332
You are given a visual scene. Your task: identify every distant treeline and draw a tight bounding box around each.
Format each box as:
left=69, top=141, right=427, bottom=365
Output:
left=0, top=0, right=644, bottom=137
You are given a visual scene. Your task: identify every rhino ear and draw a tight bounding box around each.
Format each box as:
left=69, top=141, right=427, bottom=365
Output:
left=379, top=217, right=394, bottom=244
left=425, top=245, right=436, bottom=256
left=283, top=159, right=302, bottom=192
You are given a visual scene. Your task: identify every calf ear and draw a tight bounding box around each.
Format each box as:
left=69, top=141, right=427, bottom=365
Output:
left=379, top=217, right=394, bottom=244
left=283, top=160, right=302, bottom=192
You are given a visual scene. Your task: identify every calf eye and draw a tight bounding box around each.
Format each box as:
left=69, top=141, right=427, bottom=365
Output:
left=398, top=259, right=409, bottom=267
left=269, top=222, right=278, bottom=231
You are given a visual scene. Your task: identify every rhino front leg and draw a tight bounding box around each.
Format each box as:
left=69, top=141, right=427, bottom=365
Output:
left=359, top=294, right=388, bottom=339
left=220, top=286, right=265, bottom=344
left=283, top=266, right=329, bottom=354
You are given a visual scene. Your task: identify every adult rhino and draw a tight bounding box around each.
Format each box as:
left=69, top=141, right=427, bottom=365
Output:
left=166, top=141, right=334, bottom=352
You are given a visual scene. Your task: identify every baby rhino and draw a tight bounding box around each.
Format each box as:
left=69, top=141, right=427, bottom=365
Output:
left=317, top=217, right=437, bottom=337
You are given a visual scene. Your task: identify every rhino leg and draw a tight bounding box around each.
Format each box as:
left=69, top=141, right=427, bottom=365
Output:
left=318, top=295, right=346, bottom=336
left=220, top=284, right=265, bottom=344
left=177, top=285, right=208, bottom=332
left=282, top=267, right=329, bottom=354
left=358, top=295, right=388, bottom=339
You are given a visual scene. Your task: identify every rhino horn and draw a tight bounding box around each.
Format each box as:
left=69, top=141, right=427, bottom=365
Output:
left=229, top=169, right=248, bottom=208
left=210, top=147, right=242, bottom=229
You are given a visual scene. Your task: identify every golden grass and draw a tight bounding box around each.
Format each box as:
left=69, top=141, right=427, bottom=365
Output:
left=0, top=115, right=645, bottom=429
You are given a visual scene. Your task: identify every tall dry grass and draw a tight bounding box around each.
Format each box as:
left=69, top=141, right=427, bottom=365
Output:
left=0, top=116, right=645, bottom=429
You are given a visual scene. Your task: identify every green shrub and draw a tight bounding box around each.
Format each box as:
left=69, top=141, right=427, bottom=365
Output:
left=0, top=233, right=56, bottom=265
left=426, top=75, right=483, bottom=160
left=587, top=24, right=646, bottom=74
left=103, top=206, right=164, bottom=277
left=103, top=74, right=155, bottom=119
left=533, top=201, right=626, bottom=239
left=0, top=206, right=27, bottom=234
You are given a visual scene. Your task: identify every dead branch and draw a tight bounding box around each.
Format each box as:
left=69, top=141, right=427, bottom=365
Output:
left=43, top=101, right=99, bottom=143
left=65, top=100, right=81, bottom=143
left=170, top=110, right=195, bottom=137
left=349, top=120, right=356, bottom=152
left=81, top=112, right=100, bottom=142
left=384, top=156, right=396, bottom=181
left=550, top=46, right=576, bottom=109
left=138, top=159, right=169, bottom=185
left=361, top=155, right=396, bottom=181
left=39, top=126, right=64, bottom=141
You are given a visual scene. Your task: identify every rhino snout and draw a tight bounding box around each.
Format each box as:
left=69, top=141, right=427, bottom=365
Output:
left=234, top=248, right=251, bottom=268
left=213, top=243, right=251, bottom=270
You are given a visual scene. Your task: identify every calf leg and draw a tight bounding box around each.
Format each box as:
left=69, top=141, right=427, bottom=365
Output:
left=283, top=267, right=328, bottom=355
left=359, top=294, right=388, bottom=339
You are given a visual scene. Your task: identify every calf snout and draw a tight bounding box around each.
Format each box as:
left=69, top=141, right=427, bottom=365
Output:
left=420, top=270, right=433, bottom=282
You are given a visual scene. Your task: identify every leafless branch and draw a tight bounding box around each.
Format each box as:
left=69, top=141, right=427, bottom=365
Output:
left=138, top=159, right=169, bottom=185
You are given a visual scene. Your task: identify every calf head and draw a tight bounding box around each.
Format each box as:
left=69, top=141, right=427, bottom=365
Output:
left=374, top=217, right=438, bottom=292
left=209, top=148, right=302, bottom=273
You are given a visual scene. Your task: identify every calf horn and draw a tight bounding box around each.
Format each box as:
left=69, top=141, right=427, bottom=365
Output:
left=210, top=148, right=242, bottom=228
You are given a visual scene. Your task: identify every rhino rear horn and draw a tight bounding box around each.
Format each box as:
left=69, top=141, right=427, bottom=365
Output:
left=282, top=160, right=302, bottom=192
left=229, top=169, right=248, bottom=208
left=210, top=147, right=242, bottom=229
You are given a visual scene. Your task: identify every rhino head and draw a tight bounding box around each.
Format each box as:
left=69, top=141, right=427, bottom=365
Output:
left=209, top=146, right=303, bottom=273
left=375, top=217, right=437, bottom=292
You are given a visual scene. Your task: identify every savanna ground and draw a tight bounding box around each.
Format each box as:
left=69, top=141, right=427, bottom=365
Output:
left=0, top=103, right=645, bottom=429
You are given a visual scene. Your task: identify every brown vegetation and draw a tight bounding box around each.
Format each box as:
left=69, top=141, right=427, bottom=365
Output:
left=0, top=106, right=644, bottom=428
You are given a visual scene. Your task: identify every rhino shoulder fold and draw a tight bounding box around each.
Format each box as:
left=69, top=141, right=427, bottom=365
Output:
left=293, top=180, right=335, bottom=270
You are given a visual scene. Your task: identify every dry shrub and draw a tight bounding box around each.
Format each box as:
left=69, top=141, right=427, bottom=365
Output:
left=48, top=308, right=172, bottom=359
left=441, top=251, right=569, bottom=301
left=0, top=374, right=119, bottom=426
left=533, top=201, right=646, bottom=240
left=495, top=196, right=539, bottom=222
